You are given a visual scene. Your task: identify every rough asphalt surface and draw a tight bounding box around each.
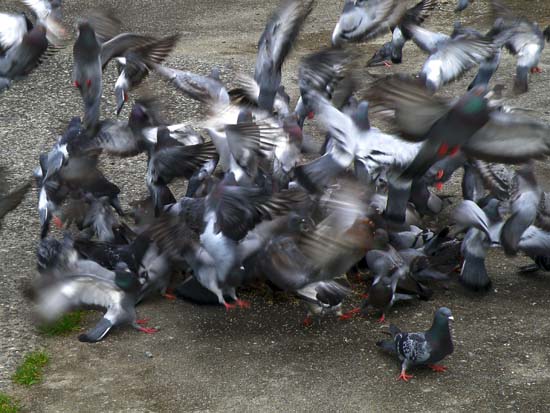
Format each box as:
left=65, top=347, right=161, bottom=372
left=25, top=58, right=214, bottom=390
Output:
left=1, top=0, right=550, bottom=411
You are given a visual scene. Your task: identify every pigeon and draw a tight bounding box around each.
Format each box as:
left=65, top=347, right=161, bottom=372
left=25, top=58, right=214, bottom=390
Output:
left=362, top=229, right=432, bottom=322
left=296, top=279, right=352, bottom=326
left=366, top=0, right=438, bottom=66
left=415, top=27, right=495, bottom=92
left=377, top=307, right=454, bottom=381
left=254, top=0, right=313, bottom=112
left=490, top=0, right=549, bottom=94
left=332, top=0, right=428, bottom=45
left=452, top=199, right=503, bottom=290
left=33, top=263, right=155, bottom=342
left=112, top=34, right=180, bottom=115
left=154, top=64, right=230, bottom=106
left=0, top=23, right=54, bottom=92
left=499, top=162, right=540, bottom=256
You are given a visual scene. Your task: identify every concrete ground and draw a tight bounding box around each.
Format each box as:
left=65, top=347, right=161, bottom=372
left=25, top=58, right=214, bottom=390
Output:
left=1, top=0, right=550, bottom=411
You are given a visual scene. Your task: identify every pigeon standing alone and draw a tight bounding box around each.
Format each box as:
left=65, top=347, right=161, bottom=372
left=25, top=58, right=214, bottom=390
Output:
left=377, top=307, right=454, bottom=381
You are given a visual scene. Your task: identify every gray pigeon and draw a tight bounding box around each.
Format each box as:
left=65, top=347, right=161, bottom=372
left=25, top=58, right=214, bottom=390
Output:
left=377, top=307, right=454, bottom=381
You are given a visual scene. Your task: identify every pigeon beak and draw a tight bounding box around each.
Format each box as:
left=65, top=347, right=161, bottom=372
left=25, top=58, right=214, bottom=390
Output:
left=448, top=315, right=454, bottom=321
left=115, top=89, right=125, bottom=116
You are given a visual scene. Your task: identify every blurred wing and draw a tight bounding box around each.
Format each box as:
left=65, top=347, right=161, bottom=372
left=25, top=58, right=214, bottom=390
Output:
left=0, top=13, right=27, bottom=50
left=100, top=33, right=155, bottom=69
left=213, top=186, right=308, bottom=241
left=83, top=9, right=122, bottom=44
left=254, top=0, right=313, bottom=110
left=132, top=34, right=180, bottom=66
left=426, top=37, right=495, bottom=85
left=465, top=111, right=550, bottom=163
left=149, top=140, right=218, bottom=183
left=365, top=75, right=450, bottom=140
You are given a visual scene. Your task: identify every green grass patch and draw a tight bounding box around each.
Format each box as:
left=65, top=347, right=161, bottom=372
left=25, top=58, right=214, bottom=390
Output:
left=12, top=351, right=49, bottom=386
left=0, top=393, right=20, bottom=413
left=38, top=311, right=85, bottom=336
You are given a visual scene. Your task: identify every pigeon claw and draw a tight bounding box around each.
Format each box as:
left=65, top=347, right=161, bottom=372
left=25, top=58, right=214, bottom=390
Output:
left=224, top=302, right=237, bottom=311
left=136, top=319, right=149, bottom=325
left=378, top=314, right=386, bottom=323
left=302, top=316, right=313, bottom=327
left=235, top=299, right=251, bottom=309
left=428, top=364, right=448, bottom=373
left=361, top=293, right=369, bottom=299
left=530, top=66, right=542, bottom=74
left=397, top=370, right=414, bottom=382
left=437, top=143, right=449, bottom=157
left=52, top=215, right=63, bottom=229
left=138, top=327, right=158, bottom=334
left=436, top=169, right=444, bottom=180
left=449, top=145, right=460, bottom=156
left=435, top=182, right=444, bottom=191
left=163, top=293, right=177, bottom=300
left=383, top=60, right=392, bottom=68
left=339, top=307, right=361, bottom=320
left=307, top=111, right=315, bottom=120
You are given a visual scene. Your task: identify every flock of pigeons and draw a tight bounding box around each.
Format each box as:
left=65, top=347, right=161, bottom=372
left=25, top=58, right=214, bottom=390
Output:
left=2, top=0, right=550, bottom=381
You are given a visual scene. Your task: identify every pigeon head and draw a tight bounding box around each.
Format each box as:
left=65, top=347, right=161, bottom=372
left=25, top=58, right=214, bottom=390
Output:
left=435, top=307, right=454, bottom=322
left=458, top=87, right=489, bottom=120
left=287, top=213, right=314, bottom=234
left=114, top=263, right=141, bottom=292
left=367, top=42, right=392, bottom=67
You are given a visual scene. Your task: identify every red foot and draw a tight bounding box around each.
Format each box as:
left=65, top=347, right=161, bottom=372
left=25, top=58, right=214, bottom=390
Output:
left=73, top=80, right=80, bottom=88
left=138, top=327, right=157, bottom=334
left=124, top=92, right=129, bottom=102
left=378, top=314, right=386, bottom=323
left=86, top=79, right=92, bottom=87
left=449, top=146, right=460, bottom=156
left=224, top=302, right=236, bottom=311
left=302, top=316, right=313, bottom=327
left=383, top=60, right=392, bottom=68
left=52, top=215, right=63, bottom=229
left=428, top=364, right=448, bottom=372
left=235, top=299, right=251, bottom=308
left=339, top=307, right=361, bottom=320
left=435, top=182, right=444, bottom=191
left=361, top=293, right=369, bottom=299
left=136, top=319, right=149, bottom=325
left=530, top=66, right=542, bottom=74
left=163, top=293, right=177, bottom=300
left=437, top=143, right=449, bottom=157
left=436, top=169, right=444, bottom=180
left=307, top=111, right=315, bottom=119
left=396, top=370, right=414, bottom=382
